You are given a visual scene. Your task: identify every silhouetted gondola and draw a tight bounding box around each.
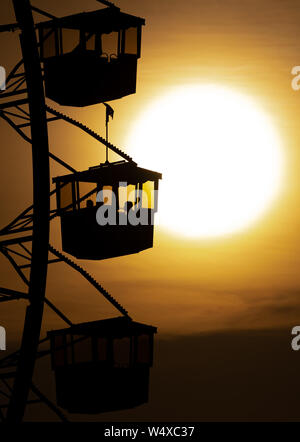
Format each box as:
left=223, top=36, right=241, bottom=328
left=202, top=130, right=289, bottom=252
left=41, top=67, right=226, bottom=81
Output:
left=53, top=160, right=162, bottom=260
left=37, top=5, right=145, bottom=106
left=48, top=317, right=157, bottom=413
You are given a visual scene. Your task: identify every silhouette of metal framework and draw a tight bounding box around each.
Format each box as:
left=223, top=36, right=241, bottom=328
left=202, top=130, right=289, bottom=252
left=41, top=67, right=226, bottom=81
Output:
left=0, top=0, right=146, bottom=422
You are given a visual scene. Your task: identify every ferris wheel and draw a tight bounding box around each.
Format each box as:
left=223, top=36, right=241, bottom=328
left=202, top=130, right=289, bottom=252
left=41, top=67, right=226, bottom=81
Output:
left=0, top=0, right=161, bottom=422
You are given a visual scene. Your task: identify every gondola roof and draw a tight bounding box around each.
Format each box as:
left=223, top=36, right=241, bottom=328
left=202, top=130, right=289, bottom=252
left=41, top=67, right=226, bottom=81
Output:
left=53, top=161, right=162, bottom=185
left=36, top=6, right=145, bottom=33
left=47, top=316, right=157, bottom=338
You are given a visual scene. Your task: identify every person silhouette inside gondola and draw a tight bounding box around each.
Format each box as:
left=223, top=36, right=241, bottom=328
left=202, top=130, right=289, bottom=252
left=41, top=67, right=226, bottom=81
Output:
left=95, top=196, right=109, bottom=207
left=86, top=199, right=94, bottom=208
left=124, top=201, right=133, bottom=213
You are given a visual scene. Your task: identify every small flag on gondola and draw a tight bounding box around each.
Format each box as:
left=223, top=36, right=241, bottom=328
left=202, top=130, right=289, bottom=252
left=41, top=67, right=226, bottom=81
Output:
left=104, top=102, right=114, bottom=125
left=104, top=103, right=114, bottom=162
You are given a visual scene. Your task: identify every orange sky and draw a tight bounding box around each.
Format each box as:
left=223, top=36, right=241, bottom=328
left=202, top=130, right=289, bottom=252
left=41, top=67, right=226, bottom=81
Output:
left=2, top=0, right=300, bottom=342
left=3, top=0, right=300, bottom=422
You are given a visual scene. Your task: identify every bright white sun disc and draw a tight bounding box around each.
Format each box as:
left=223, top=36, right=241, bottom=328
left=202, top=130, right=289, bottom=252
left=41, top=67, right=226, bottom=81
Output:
left=126, top=84, right=284, bottom=238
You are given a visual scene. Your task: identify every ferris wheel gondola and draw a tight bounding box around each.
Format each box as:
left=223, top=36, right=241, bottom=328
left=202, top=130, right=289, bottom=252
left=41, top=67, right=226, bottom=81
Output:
left=37, top=6, right=145, bottom=106
left=53, top=161, right=162, bottom=260
left=48, top=317, right=157, bottom=413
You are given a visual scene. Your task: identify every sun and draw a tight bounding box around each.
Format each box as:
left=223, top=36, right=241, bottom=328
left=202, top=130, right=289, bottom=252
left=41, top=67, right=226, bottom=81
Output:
left=125, top=84, right=284, bottom=238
